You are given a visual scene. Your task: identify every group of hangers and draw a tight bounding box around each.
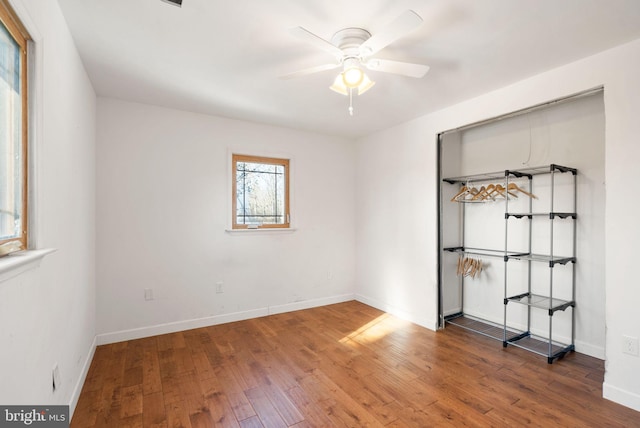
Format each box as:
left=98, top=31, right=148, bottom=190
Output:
left=451, top=182, right=537, bottom=203
left=457, top=256, right=483, bottom=278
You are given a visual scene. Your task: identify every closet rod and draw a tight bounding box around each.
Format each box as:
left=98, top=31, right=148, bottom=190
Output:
left=438, top=86, right=603, bottom=137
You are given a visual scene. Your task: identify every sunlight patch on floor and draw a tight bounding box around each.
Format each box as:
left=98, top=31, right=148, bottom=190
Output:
left=339, top=313, right=409, bottom=346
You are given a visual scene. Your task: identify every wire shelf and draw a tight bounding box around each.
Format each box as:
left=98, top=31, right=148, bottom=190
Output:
left=442, top=164, right=577, bottom=184
left=505, top=292, right=574, bottom=313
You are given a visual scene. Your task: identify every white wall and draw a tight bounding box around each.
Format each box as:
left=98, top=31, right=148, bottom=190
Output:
left=96, top=98, right=356, bottom=341
left=355, top=38, right=640, bottom=411
left=0, top=0, right=96, bottom=414
left=355, top=121, right=436, bottom=326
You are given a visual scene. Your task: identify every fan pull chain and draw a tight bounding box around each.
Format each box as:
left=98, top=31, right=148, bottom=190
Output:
left=349, top=88, right=354, bottom=116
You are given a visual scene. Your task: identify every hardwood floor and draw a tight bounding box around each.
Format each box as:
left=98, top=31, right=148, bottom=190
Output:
left=72, top=301, right=640, bottom=427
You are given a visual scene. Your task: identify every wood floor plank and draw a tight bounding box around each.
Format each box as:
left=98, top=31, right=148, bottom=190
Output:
left=123, top=366, right=143, bottom=388
left=224, top=391, right=257, bottom=424
left=142, top=391, right=167, bottom=428
left=244, top=387, right=288, bottom=428
left=191, top=348, right=216, bottom=380
left=158, top=373, right=184, bottom=406
left=72, top=301, right=640, bottom=427
left=118, top=414, right=143, bottom=428
left=81, top=346, right=110, bottom=394
left=261, top=383, right=305, bottom=426
left=238, top=415, right=264, bottom=428
left=249, top=346, right=307, bottom=391
left=308, top=369, right=386, bottom=427
left=164, top=402, right=192, bottom=428
left=142, top=339, right=163, bottom=396
left=213, top=365, right=257, bottom=421
left=196, top=376, right=242, bottom=427
left=314, top=355, right=394, bottom=419
left=188, top=406, right=216, bottom=428
left=119, top=384, right=143, bottom=419
left=157, top=331, right=186, bottom=352
left=70, top=390, right=100, bottom=428
left=285, top=386, right=335, bottom=427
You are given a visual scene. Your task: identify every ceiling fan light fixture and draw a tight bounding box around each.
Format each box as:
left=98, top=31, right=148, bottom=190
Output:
left=329, top=75, right=349, bottom=96
left=330, top=70, right=375, bottom=96
left=285, top=10, right=429, bottom=115
left=357, top=74, right=375, bottom=95
left=342, top=66, right=364, bottom=88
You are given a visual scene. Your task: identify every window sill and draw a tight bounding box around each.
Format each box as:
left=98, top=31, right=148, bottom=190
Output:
left=0, top=248, right=57, bottom=284
left=225, top=228, right=297, bottom=234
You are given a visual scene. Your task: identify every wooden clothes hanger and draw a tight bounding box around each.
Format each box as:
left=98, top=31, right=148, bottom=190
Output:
left=507, top=182, right=538, bottom=199
left=451, top=186, right=468, bottom=202
left=457, top=255, right=483, bottom=278
left=471, top=185, right=487, bottom=201
left=466, top=186, right=480, bottom=199
left=450, top=181, right=535, bottom=202
left=451, top=184, right=482, bottom=202
left=495, top=184, right=519, bottom=199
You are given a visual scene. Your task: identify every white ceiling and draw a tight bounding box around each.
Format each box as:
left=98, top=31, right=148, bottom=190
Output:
left=57, top=0, right=640, bottom=138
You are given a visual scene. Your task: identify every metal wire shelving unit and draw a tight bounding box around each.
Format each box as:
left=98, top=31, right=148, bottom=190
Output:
left=442, top=164, right=577, bottom=363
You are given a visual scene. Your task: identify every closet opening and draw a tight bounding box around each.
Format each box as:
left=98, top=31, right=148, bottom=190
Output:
left=437, top=87, right=605, bottom=363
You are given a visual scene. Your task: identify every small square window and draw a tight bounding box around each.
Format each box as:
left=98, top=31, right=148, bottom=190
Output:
left=232, top=154, right=290, bottom=229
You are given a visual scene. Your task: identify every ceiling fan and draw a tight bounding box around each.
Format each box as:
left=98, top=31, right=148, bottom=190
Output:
left=281, top=10, right=430, bottom=115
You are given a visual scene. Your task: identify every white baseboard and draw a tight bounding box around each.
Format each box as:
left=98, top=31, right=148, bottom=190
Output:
left=267, top=293, right=355, bottom=316
left=603, top=382, right=640, bottom=412
left=574, top=340, right=605, bottom=360
left=96, top=293, right=355, bottom=345
left=355, top=293, right=437, bottom=331
left=69, top=335, right=97, bottom=419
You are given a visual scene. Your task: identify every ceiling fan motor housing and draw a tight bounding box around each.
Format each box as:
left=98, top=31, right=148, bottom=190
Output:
left=331, top=28, right=372, bottom=59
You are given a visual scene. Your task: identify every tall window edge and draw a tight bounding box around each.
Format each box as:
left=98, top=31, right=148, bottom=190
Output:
left=1, top=1, right=44, bottom=251
left=0, top=1, right=52, bottom=284
left=0, top=0, right=31, bottom=250
left=26, top=39, right=39, bottom=249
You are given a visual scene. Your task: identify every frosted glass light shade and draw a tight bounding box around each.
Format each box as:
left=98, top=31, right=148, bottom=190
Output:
left=329, top=72, right=375, bottom=96
left=342, top=67, right=364, bottom=88
left=358, top=74, right=375, bottom=95
left=329, top=74, right=348, bottom=95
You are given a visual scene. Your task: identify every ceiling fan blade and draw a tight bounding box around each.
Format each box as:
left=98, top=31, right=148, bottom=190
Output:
left=279, top=63, right=341, bottom=80
left=289, top=26, right=344, bottom=59
left=359, top=10, right=423, bottom=57
left=364, top=59, right=430, bottom=78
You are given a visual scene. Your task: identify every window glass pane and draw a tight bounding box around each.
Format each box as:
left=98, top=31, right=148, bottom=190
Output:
left=235, top=160, right=286, bottom=225
left=0, top=22, right=23, bottom=241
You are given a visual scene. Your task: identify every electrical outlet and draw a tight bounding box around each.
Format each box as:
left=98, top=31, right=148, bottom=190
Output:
left=52, top=364, right=61, bottom=392
left=215, top=281, right=224, bottom=294
left=622, top=335, right=639, bottom=356
left=144, top=288, right=153, bottom=301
